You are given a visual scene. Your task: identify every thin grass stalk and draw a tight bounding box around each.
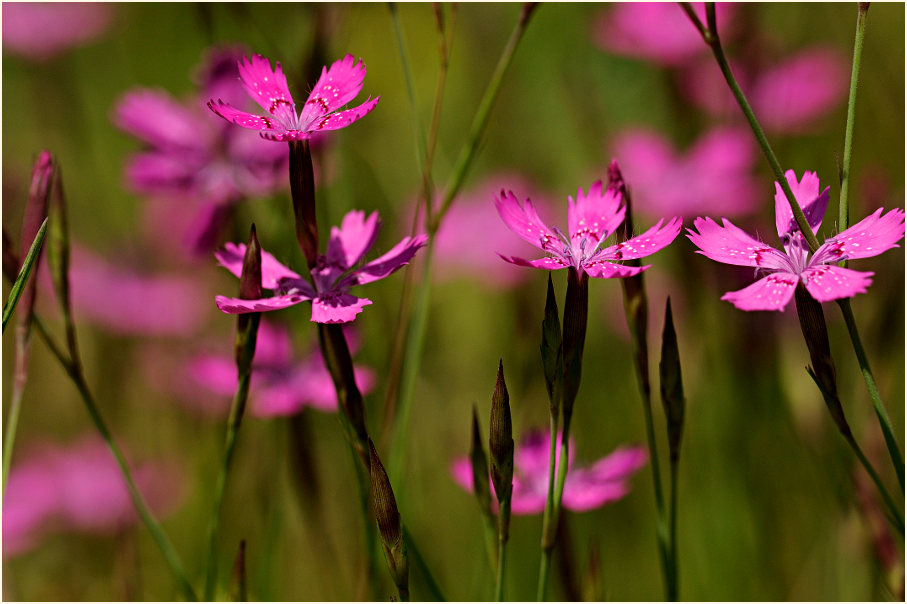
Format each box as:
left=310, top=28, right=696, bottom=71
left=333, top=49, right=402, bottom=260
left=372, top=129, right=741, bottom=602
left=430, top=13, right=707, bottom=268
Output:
left=2, top=218, right=47, bottom=334
left=668, top=460, right=680, bottom=600
left=838, top=3, right=870, bottom=235
left=536, top=417, right=559, bottom=601
left=495, top=499, right=510, bottom=602
left=843, top=432, right=904, bottom=537
left=402, top=525, right=446, bottom=601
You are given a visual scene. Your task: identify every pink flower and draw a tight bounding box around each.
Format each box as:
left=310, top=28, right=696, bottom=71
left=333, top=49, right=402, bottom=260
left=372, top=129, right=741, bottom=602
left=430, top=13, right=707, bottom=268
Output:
left=216, top=210, right=427, bottom=323
left=592, top=3, right=737, bottom=67
left=2, top=2, right=113, bottom=61
left=495, top=181, right=681, bottom=278
left=208, top=54, right=380, bottom=142
left=687, top=170, right=906, bottom=311
left=451, top=430, right=647, bottom=515
left=188, top=320, right=376, bottom=417
left=38, top=243, right=208, bottom=336
left=3, top=437, right=180, bottom=558
left=680, top=47, right=848, bottom=134
left=114, top=47, right=288, bottom=254
left=613, top=127, right=760, bottom=217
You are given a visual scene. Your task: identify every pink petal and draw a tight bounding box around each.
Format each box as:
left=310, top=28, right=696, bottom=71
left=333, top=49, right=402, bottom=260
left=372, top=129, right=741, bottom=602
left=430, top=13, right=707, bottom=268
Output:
left=310, top=294, right=372, bottom=323
left=687, top=217, right=790, bottom=269
left=237, top=54, right=297, bottom=126
left=567, top=180, right=625, bottom=248
left=802, top=265, right=874, bottom=302
left=326, top=210, right=380, bottom=269
left=509, top=482, right=548, bottom=515
left=114, top=89, right=203, bottom=150
left=450, top=459, right=475, bottom=492
left=774, top=170, right=829, bottom=238
left=355, top=234, right=428, bottom=285
left=589, top=446, right=648, bottom=482
left=494, top=189, right=560, bottom=252
left=583, top=260, right=648, bottom=279
left=721, top=272, right=798, bottom=311
left=498, top=254, right=567, bottom=271
left=305, top=97, right=380, bottom=134
left=601, top=217, right=682, bottom=260
left=188, top=355, right=237, bottom=397
left=2, top=2, right=113, bottom=61
left=562, top=471, right=630, bottom=512
left=215, top=242, right=303, bottom=290
left=215, top=292, right=310, bottom=314
left=300, top=54, right=369, bottom=123
left=208, top=100, right=283, bottom=134
left=124, top=151, right=204, bottom=197
left=813, top=208, right=905, bottom=263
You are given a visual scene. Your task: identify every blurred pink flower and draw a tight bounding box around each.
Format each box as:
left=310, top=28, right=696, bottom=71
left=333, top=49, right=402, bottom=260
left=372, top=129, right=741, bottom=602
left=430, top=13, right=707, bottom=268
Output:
left=612, top=127, right=760, bottom=217
left=39, top=243, right=208, bottom=336
left=2, top=2, right=113, bottom=61
left=451, top=429, right=647, bottom=515
left=688, top=170, right=906, bottom=311
left=592, top=2, right=736, bottom=67
left=209, top=54, right=380, bottom=142
left=114, top=47, right=288, bottom=254
left=187, top=320, right=376, bottom=417
left=495, top=181, right=681, bottom=278
left=216, top=210, right=427, bottom=323
left=680, top=47, right=848, bottom=134
left=3, top=436, right=180, bottom=558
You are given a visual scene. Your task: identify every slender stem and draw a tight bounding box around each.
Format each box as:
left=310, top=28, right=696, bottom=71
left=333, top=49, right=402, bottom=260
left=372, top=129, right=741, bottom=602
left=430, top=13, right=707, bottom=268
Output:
left=2, top=218, right=47, bottom=333
left=536, top=416, right=560, bottom=601
left=837, top=298, right=905, bottom=492
left=495, top=499, right=511, bottom=602
left=403, top=525, right=447, bottom=602
left=843, top=433, right=905, bottom=537
left=204, top=313, right=260, bottom=600
left=681, top=2, right=819, bottom=253
left=668, top=459, right=680, bottom=601
left=838, top=4, right=869, bottom=236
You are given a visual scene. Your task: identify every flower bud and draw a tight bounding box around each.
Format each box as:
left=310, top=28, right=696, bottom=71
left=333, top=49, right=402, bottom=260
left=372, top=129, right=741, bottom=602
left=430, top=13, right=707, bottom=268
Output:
left=470, top=405, right=492, bottom=517
left=368, top=439, right=408, bottom=600
left=561, top=267, right=589, bottom=430
left=659, top=298, right=685, bottom=463
left=235, top=224, right=262, bottom=373
left=540, top=273, right=562, bottom=417
left=489, top=359, right=514, bottom=508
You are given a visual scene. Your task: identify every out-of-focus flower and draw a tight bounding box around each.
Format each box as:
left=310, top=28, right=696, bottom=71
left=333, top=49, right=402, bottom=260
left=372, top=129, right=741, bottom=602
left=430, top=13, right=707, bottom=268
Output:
left=613, top=127, right=760, bottom=218
left=495, top=181, right=681, bottom=278
left=38, top=243, right=208, bottom=336
left=114, top=47, right=288, bottom=255
left=688, top=170, right=906, bottom=311
left=680, top=48, right=848, bottom=134
left=3, top=436, right=180, bottom=558
left=2, top=2, right=113, bottom=61
left=409, top=174, right=556, bottom=289
left=216, top=210, right=427, bottom=323
left=188, top=320, right=376, bottom=417
left=592, top=2, right=736, bottom=67
left=208, top=54, right=379, bottom=142
left=451, top=429, right=647, bottom=515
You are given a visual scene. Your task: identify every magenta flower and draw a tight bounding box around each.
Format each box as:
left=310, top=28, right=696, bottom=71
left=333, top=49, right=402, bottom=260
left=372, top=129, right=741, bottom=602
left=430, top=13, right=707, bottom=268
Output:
left=452, top=430, right=647, bottom=515
left=188, top=320, right=376, bottom=417
left=687, top=170, right=906, bottom=311
left=208, top=54, right=379, bottom=142
left=592, top=2, right=737, bottom=67
left=216, top=210, right=427, bottom=323
left=114, top=47, right=288, bottom=254
left=495, top=181, right=681, bottom=278
left=3, top=437, right=180, bottom=558
left=680, top=48, right=848, bottom=135
left=613, top=127, right=760, bottom=217
left=2, top=2, right=113, bottom=61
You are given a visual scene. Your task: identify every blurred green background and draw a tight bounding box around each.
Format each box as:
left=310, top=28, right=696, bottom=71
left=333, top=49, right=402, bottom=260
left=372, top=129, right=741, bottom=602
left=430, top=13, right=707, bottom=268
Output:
left=2, top=3, right=904, bottom=601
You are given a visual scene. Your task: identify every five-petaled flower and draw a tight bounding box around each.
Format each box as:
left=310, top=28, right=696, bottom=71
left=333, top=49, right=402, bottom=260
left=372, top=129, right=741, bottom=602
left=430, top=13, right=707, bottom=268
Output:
left=451, top=429, right=647, bottom=515
left=687, top=170, right=905, bottom=311
left=208, top=53, right=379, bottom=142
left=215, top=210, right=427, bottom=323
left=495, top=180, right=682, bottom=278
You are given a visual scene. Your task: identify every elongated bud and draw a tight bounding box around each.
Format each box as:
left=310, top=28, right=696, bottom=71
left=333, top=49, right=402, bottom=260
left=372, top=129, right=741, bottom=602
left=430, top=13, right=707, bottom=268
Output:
left=470, top=405, right=493, bottom=517
left=47, top=164, right=72, bottom=320
left=561, top=267, right=589, bottom=432
left=659, top=298, right=685, bottom=463
left=369, top=439, right=409, bottom=600
left=794, top=285, right=849, bottom=435
left=606, top=158, right=624, bottom=197
left=318, top=323, right=369, bottom=465
left=540, top=273, right=562, bottom=417
left=288, top=139, right=318, bottom=270
left=489, top=359, right=514, bottom=505
left=235, top=224, right=262, bottom=373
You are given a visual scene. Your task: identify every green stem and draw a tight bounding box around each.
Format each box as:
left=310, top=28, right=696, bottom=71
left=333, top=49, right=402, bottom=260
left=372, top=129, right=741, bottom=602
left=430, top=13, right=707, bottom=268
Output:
left=204, top=313, right=260, bottom=601
left=2, top=218, right=47, bottom=333
left=681, top=2, right=819, bottom=253
left=536, top=416, right=560, bottom=601
left=668, top=459, right=680, bottom=601
left=837, top=298, right=904, bottom=492
left=838, top=3, right=869, bottom=235
left=495, top=499, right=511, bottom=602
left=843, top=432, right=905, bottom=537
left=36, top=323, right=198, bottom=601
left=403, top=525, right=447, bottom=602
